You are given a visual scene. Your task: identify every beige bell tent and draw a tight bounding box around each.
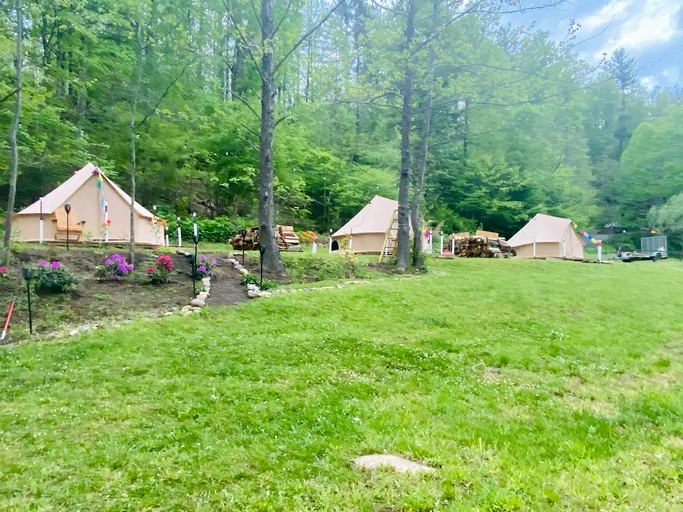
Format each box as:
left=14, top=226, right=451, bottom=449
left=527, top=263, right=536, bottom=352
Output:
left=507, top=213, right=584, bottom=259
left=12, top=162, right=165, bottom=246
left=331, top=195, right=398, bottom=254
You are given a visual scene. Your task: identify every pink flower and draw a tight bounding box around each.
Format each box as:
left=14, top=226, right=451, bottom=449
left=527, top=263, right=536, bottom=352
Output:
left=147, top=267, right=155, bottom=274
left=38, top=260, right=48, bottom=267
left=50, top=261, right=61, bottom=269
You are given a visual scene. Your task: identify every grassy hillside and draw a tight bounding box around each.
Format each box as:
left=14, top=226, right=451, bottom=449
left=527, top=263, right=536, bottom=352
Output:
left=1, top=258, right=682, bottom=511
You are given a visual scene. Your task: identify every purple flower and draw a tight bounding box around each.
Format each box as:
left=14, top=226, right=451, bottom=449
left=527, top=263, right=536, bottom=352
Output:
left=198, top=265, right=207, bottom=272
left=38, top=260, right=48, bottom=267
left=210, top=259, right=217, bottom=265
left=111, top=254, right=122, bottom=261
left=117, top=263, right=127, bottom=272
left=200, top=255, right=207, bottom=262
left=126, top=264, right=134, bottom=271
left=104, top=259, right=114, bottom=266
left=50, top=261, right=61, bottom=269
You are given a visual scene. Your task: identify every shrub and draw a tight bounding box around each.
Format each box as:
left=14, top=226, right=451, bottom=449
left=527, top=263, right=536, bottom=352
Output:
left=160, top=215, right=257, bottom=244
left=146, top=255, right=173, bottom=284
left=193, top=255, right=217, bottom=278
left=240, top=273, right=278, bottom=290
left=34, top=260, right=78, bottom=294
left=95, top=253, right=134, bottom=281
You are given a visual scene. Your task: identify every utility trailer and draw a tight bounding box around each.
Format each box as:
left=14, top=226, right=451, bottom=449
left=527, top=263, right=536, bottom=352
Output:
left=616, top=235, right=668, bottom=262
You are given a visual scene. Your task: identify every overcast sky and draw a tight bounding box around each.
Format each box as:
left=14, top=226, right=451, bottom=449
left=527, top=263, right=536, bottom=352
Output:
left=517, top=0, right=683, bottom=88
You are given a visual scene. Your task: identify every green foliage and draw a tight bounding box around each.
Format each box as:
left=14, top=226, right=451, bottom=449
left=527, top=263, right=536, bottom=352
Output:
left=648, top=192, right=683, bottom=250
left=239, top=273, right=278, bottom=290
left=33, top=261, right=78, bottom=294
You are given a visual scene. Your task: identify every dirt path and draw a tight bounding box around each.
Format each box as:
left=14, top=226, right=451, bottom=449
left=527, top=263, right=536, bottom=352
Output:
left=205, top=255, right=249, bottom=306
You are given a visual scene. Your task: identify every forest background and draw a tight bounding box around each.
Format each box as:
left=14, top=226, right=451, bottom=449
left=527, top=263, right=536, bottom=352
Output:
left=1, top=0, right=683, bottom=249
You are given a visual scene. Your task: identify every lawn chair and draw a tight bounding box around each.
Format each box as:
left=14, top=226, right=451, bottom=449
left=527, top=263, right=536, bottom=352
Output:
left=53, top=208, right=86, bottom=241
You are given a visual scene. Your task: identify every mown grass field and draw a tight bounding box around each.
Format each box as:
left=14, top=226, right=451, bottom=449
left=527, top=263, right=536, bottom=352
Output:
left=1, top=257, right=682, bottom=511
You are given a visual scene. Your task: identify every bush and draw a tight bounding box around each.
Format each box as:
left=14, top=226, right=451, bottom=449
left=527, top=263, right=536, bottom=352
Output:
left=192, top=255, right=217, bottom=278
left=146, top=255, right=173, bottom=284
left=34, top=260, right=78, bottom=294
left=95, top=253, right=134, bottom=281
left=240, top=273, right=278, bottom=290
left=160, top=215, right=257, bottom=244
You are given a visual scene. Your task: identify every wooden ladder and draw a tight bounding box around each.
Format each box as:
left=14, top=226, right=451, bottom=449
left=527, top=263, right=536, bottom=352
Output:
left=379, top=209, right=399, bottom=262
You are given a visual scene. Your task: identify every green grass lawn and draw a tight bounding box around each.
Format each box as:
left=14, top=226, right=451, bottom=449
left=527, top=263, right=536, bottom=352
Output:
left=1, top=258, right=682, bottom=511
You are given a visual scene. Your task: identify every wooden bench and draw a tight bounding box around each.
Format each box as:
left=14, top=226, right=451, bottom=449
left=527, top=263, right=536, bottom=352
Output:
left=53, top=208, right=86, bottom=241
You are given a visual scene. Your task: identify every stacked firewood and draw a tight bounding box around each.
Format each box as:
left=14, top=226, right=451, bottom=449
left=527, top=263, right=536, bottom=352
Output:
left=229, top=227, right=260, bottom=250
left=450, top=235, right=496, bottom=258
left=277, top=225, right=301, bottom=251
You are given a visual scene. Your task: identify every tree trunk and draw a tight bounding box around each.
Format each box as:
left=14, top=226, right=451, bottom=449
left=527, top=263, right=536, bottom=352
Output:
left=259, top=0, right=285, bottom=273
left=396, top=0, right=416, bottom=272
left=3, top=0, right=23, bottom=255
left=128, top=2, right=146, bottom=265
left=411, top=0, right=438, bottom=270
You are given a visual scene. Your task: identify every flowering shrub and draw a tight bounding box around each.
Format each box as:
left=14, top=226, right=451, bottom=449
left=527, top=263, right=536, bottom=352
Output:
left=193, top=255, right=217, bottom=278
left=0, top=266, right=7, bottom=279
left=300, top=231, right=317, bottom=244
left=34, top=260, right=78, bottom=294
left=146, top=255, right=173, bottom=284
left=95, top=253, right=134, bottom=281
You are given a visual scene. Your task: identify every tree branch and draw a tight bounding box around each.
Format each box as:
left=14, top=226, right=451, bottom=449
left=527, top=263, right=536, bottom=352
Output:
left=0, top=87, right=21, bottom=104
left=223, top=0, right=265, bottom=81
left=274, top=0, right=346, bottom=73
left=274, top=114, right=290, bottom=127
left=233, top=93, right=262, bottom=121
left=273, top=0, right=294, bottom=37
left=250, top=0, right=264, bottom=33
left=238, top=134, right=259, bottom=152
left=135, top=58, right=194, bottom=130
left=239, top=121, right=261, bottom=139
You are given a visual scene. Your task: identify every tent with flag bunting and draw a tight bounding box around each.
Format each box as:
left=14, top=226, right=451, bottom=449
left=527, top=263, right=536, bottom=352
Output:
left=507, top=213, right=584, bottom=259
left=11, top=162, right=166, bottom=246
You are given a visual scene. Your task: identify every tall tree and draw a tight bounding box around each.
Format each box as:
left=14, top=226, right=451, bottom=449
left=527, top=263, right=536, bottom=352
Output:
left=3, top=0, right=22, bottom=254
left=410, top=0, right=438, bottom=270
left=605, top=47, right=638, bottom=157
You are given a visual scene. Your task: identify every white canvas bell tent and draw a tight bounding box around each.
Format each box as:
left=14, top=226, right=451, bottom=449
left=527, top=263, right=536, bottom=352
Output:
left=12, top=162, right=165, bottom=245
left=331, top=195, right=399, bottom=254
left=507, top=213, right=584, bottom=259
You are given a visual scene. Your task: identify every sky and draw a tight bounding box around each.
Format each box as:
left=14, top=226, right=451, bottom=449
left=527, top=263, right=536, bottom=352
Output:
left=516, top=0, right=683, bottom=89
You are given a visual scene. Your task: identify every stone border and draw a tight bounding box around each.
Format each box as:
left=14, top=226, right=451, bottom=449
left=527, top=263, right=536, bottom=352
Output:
left=176, top=250, right=212, bottom=315
left=225, top=252, right=272, bottom=299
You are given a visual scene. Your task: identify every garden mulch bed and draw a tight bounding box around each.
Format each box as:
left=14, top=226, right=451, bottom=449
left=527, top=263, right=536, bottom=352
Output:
left=0, top=246, right=248, bottom=343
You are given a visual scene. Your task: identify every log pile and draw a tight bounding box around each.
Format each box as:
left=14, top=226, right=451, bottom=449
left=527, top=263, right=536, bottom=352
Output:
left=229, top=225, right=303, bottom=251
left=277, top=225, right=301, bottom=251
left=446, top=234, right=516, bottom=258
left=229, top=227, right=260, bottom=250
left=450, top=235, right=496, bottom=258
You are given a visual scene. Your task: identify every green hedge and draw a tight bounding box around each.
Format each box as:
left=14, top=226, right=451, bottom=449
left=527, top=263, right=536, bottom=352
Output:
left=161, top=215, right=257, bottom=244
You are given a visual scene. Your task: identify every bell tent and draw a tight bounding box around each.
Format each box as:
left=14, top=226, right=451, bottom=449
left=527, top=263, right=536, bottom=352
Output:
left=507, top=213, right=584, bottom=259
left=331, top=195, right=398, bottom=254
left=11, top=162, right=165, bottom=246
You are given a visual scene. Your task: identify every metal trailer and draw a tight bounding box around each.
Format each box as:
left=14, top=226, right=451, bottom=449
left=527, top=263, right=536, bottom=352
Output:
left=641, top=235, right=668, bottom=259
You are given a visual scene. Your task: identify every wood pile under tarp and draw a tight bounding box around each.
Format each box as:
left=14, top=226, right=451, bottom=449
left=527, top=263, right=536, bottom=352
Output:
left=229, top=227, right=260, bottom=250
left=277, top=225, right=301, bottom=251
